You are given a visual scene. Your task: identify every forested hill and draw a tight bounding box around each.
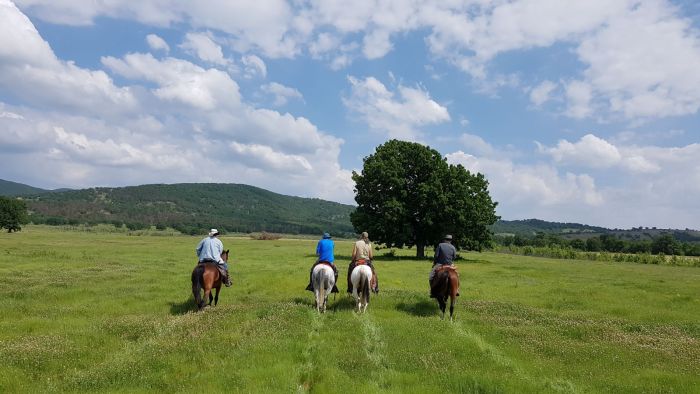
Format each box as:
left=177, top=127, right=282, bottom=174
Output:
left=3, top=179, right=698, bottom=241
left=0, top=179, right=52, bottom=196
left=491, top=218, right=609, bottom=236
left=20, top=183, right=357, bottom=236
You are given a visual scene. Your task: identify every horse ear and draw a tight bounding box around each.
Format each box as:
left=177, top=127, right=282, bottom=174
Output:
left=225, top=249, right=229, bottom=253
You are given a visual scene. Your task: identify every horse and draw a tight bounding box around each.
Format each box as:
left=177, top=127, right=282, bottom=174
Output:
left=432, top=265, right=460, bottom=321
left=312, top=263, right=335, bottom=313
left=191, top=250, right=229, bottom=310
left=351, top=264, right=372, bottom=313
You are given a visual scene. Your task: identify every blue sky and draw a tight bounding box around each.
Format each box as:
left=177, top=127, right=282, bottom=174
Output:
left=1, top=0, right=699, bottom=229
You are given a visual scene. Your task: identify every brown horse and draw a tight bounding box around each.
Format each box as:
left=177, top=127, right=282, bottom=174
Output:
left=191, top=250, right=229, bottom=310
left=432, top=265, right=460, bottom=321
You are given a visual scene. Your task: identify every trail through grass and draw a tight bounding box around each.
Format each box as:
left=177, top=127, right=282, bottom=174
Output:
left=0, top=226, right=698, bottom=393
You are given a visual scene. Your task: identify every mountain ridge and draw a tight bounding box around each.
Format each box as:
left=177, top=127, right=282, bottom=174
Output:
left=1, top=179, right=697, bottom=239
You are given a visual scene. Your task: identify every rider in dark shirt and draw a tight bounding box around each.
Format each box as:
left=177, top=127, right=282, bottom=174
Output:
left=429, top=234, right=456, bottom=296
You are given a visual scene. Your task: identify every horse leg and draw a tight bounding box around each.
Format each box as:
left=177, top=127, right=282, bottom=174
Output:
left=438, top=297, right=446, bottom=319
left=449, top=295, right=456, bottom=321
left=214, top=286, right=220, bottom=306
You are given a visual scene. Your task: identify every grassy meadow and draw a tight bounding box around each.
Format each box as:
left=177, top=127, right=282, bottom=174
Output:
left=0, top=226, right=698, bottom=393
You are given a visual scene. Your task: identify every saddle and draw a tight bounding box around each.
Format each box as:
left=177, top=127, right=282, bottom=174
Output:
left=198, top=259, right=227, bottom=277
left=435, top=264, right=457, bottom=274
left=318, top=261, right=334, bottom=268
left=355, top=259, right=368, bottom=265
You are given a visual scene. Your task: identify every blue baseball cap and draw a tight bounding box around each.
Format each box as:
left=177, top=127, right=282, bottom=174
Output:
left=322, top=232, right=331, bottom=239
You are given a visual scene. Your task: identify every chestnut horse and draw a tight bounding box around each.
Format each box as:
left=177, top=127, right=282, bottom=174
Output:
left=191, top=250, right=229, bottom=310
left=432, top=265, right=460, bottom=321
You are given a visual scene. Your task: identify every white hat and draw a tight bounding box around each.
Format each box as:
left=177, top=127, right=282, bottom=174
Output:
left=209, top=229, right=219, bottom=236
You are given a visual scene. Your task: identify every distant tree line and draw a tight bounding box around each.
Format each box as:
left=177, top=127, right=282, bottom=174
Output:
left=494, top=232, right=700, bottom=256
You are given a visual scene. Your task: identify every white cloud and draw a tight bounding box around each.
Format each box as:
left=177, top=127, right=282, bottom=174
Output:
left=564, top=80, right=593, bottom=119
left=241, top=54, right=267, bottom=78
left=229, top=141, right=312, bottom=172
left=0, top=4, right=355, bottom=204
left=446, top=150, right=604, bottom=208
left=538, top=134, right=621, bottom=169
left=17, top=0, right=699, bottom=122
left=0, top=0, right=136, bottom=115
left=529, top=80, right=557, bottom=106
left=344, top=76, right=450, bottom=140
left=458, top=133, right=493, bottom=156
left=261, top=82, right=303, bottom=107
left=446, top=135, right=700, bottom=228
left=576, top=1, right=700, bottom=119
left=102, top=52, right=241, bottom=110
left=180, top=32, right=228, bottom=65
left=146, top=33, right=169, bottom=52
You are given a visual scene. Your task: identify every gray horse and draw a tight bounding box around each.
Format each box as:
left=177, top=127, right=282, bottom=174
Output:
left=312, top=264, right=335, bottom=313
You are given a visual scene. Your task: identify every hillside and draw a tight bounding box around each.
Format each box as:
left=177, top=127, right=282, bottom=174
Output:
left=21, top=183, right=357, bottom=236
left=492, top=218, right=700, bottom=243
left=4, top=178, right=698, bottom=241
left=0, top=179, right=51, bottom=196
left=491, top=218, right=608, bottom=236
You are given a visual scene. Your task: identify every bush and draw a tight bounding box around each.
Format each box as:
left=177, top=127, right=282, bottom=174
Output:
left=250, top=232, right=282, bottom=240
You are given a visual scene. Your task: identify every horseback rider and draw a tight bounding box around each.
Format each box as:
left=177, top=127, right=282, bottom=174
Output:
left=429, top=234, right=456, bottom=297
left=306, top=232, right=339, bottom=293
left=196, top=228, right=232, bottom=287
left=347, top=231, right=379, bottom=293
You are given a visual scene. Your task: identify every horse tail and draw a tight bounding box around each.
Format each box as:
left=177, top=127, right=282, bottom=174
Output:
left=192, top=264, right=204, bottom=308
left=361, top=269, right=371, bottom=303
left=443, top=271, right=451, bottom=298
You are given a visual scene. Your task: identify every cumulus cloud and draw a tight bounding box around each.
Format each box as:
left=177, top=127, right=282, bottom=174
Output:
left=146, top=33, right=169, bottom=52
left=180, top=32, right=228, bottom=65
left=102, top=52, right=241, bottom=110
left=0, top=4, right=355, bottom=204
left=446, top=133, right=700, bottom=228
left=0, top=0, right=136, bottom=115
left=14, top=0, right=700, bottom=121
left=261, top=82, right=303, bottom=107
left=529, top=80, right=557, bottom=106
left=344, top=76, right=450, bottom=140
left=537, top=133, right=664, bottom=174
left=241, top=54, right=267, bottom=78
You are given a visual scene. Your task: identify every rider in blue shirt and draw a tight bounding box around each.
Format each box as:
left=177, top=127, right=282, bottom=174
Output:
left=305, top=232, right=339, bottom=293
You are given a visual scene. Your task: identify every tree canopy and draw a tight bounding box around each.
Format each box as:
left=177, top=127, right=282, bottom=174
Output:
left=0, top=196, right=29, bottom=233
left=351, top=139, right=499, bottom=257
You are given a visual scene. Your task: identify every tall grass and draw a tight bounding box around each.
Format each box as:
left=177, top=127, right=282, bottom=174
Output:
left=0, top=226, right=698, bottom=393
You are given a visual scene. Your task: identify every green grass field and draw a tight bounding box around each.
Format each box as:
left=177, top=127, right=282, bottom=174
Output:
left=1, top=227, right=698, bottom=393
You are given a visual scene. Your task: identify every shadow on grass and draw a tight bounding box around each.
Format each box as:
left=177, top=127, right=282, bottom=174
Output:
left=395, top=299, right=437, bottom=317
left=170, top=298, right=198, bottom=315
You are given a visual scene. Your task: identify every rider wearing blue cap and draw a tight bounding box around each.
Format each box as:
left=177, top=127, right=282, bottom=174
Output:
left=305, top=232, right=339, bottom=293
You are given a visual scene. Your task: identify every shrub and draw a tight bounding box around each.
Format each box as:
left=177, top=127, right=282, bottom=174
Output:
left=250, top=232, right=282, bottom=240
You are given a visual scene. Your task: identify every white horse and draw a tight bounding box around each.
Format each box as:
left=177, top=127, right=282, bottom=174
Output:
left=312, top=264, right=335, bottom=313
left=351, top=264, right=372, bottom=313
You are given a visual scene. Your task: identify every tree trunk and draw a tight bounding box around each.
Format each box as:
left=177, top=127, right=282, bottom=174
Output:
left=416, top=243, right=425, bottom=258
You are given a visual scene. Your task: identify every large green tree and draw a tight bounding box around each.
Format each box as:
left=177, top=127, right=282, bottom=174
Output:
left=351, top=140, right=499, bottom=257
left=0, top=196, right=29, bottom=233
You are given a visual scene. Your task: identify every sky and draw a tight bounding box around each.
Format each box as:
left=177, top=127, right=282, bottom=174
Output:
left=1, top=0, right=699, bottom=230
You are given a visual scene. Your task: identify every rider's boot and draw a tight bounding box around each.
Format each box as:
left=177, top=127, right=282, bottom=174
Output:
left=347, top=264, right=354, bottom=293
left=306, top=270, right=314, bottom=292
left=331, top=269, right=339, bottom=293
